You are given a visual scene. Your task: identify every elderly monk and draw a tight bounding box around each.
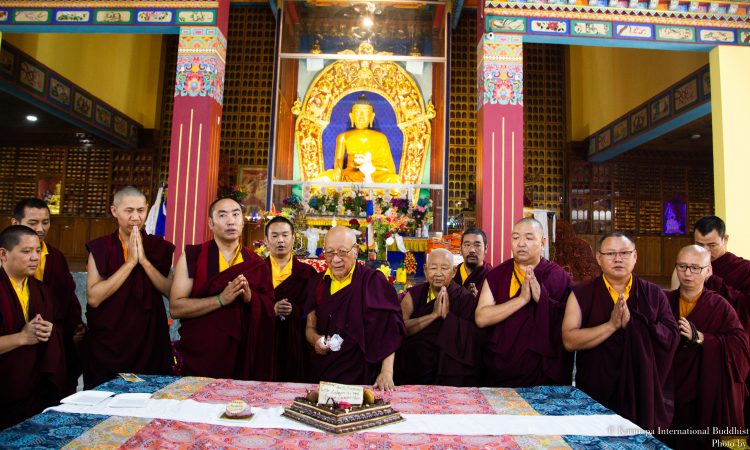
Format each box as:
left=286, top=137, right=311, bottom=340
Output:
left=11, top=198, right=84, bottom=396
left=396, top=248, right=480, bottom=387
left=304, top=226, right=405, bottom=390
left=0, top=225, right=65, bottom=430
left=265, top=216, right=317, bottom=382
left=664, top=245, right=750, bottom=449
left=475, top=217, right=573, bottom=387
left=453, top=228, right=493, bottom=297
left=171, top=198, right=276, bottom=380
left=84, top=186, right=174, bottom=388
left=563, top=232, right=679, bottom=430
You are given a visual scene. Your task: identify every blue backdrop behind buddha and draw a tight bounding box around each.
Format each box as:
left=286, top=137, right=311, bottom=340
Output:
left=322, top=91, right=404, bottom=174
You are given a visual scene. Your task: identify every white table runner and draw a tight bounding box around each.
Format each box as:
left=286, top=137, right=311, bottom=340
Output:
left=49, top=398, right=647, bottom=437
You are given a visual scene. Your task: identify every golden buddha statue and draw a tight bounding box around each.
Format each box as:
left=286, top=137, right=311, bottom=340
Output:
left=318, top=95, right=402, bottom=184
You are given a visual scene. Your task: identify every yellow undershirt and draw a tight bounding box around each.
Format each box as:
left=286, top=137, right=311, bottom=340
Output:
left=679, top=290, right=702, bottom=318
left=34, top=241, right=49, bottom=282
left=271, top=255, right=293, bottom=288
left=603, top=275, right=633, bottom=304
left=219, top=243, right=244, bottom=272
left=425, top=288, right=437, bottom=304
left=118, top=233, right=128, bottom=261
left=325, top=264, right=356, bottom=295
left=11, top=277, right=30, bottom=322
left=509, top=262, right=526, bottom=297
left=459, top=263, right=469, bottom=283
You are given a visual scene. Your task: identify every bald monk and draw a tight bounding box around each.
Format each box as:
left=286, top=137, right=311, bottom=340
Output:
left=265, top=216, right=317, bottom=382
left=563, top=232, right=679, bottom=430
left=84, top=186, right=174, bottom=388
left=0, top=226, right=65, bottom=429
left=665, top=245, right=749, bottom=449
left=454, top=228, right=493, bottom=297
left=475, top=217, right=573, bottom=387
left=304, top=226, right=405, bottom=390
left=11, top=198, right=84, bottom=396
left=170, top=197, right=276, bottom=380
left=396, top=248, right=480, bottom=386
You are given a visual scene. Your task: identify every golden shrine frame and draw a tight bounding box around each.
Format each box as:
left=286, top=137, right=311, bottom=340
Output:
left=292, top=43, right=436, bottom=185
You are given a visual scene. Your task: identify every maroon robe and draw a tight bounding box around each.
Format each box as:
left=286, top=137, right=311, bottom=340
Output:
left=453, top=262, right=493, bottom=296
left=706, top=252, right=750, bottom=336
left=42, top=243, right=84, bottom=395
left=395, top=280, right=480, bottom=387
left=573, top=275, right=679, bottom=430
left=665, top=289, right=750, bottom=449
left=305, top=264, right=406, bottom=385
left=0, top=268, right=65, bottom=430
left=267, top=257, right=317, bottom=382
left=83, top=230, right=174, bottom=389
left=481, top=258, right=573, bottom=387
left=180, top=241, right=276, bottom=380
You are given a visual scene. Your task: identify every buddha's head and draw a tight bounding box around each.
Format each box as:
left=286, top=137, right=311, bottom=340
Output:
left=350, top=94, right=375, bottom=129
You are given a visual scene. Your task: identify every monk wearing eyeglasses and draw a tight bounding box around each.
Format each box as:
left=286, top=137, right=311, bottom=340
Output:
left=562, top=231, right=679, bottom=431
left=664, top=245, right=749, bottom=449
left=304, top=226, right=405, bottom=390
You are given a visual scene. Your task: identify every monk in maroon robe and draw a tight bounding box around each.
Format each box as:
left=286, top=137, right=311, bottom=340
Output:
left=476, top=217, right=572, bottom=387
left=396, top=248, right=480, bottom=387
left=685, top=215, right=750, bottom=427
left=0, top=226, right=65, bottom=430
left=170, top=198, right=276, bottom=380
left=563, top=232, right=679, bottom=431
left=665, top=245, right=750, bottom=449
left=13, top=198, right=85, bottom=395
left=453, top=228, right=493, bottom=297
left=84, top=187, right=174, bottom=389
left=264, top=216, right=317, bottom=382
left=305, top=226, right=405, bottom=390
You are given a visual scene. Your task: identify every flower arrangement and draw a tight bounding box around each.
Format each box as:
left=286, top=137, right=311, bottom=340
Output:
left=412, top=198, right=433, bottom=227
left=342, top=189, right=368, bottom=216
left=403, top=252, right=417, bottom=275
left=217, top=184, right=247, bottom=204
left=390, top=197, right=410, bottom=216
left=252, top=240, right=268, bottom=258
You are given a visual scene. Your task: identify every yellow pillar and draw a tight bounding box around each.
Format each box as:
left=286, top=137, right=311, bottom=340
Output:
left=709, top=46, right=750, bottom=256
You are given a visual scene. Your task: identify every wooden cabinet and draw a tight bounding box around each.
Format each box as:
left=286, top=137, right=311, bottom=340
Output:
left=633, top=236, right=662, bottom=276
left=662, top=236, right=693, bottom=275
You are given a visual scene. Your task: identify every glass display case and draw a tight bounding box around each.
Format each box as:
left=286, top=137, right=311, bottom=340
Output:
left=267, top=0, right=449, bottom=235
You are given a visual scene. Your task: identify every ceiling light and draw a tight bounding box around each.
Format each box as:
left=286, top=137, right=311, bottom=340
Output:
left=26, top=115, right=38, bottom=122
left=690, top=133, right=702, bottom=140
left=362, top=17, right=374, bottom=28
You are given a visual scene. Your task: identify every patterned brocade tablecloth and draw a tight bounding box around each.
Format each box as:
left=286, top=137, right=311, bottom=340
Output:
left=0, top=376, right=668, bottom=449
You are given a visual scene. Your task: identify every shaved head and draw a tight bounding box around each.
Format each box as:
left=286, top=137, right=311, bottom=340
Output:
left=113, top=186, right=147, bottom=206
left=325, top=226, right=357, bottom=248
left=427, top=248, right=453, bottom=265
left=425, top=248, right=456, bottom=290
left=677, top=245, right=711, bottom=265
left=514, top=217, right=544, bottom=236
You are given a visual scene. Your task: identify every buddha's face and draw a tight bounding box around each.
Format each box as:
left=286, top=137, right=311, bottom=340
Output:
left=350, top=105, right=374, bottom=129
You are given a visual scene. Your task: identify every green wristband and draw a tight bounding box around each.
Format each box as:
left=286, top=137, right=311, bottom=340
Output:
left=217, top=294, right=223, bottom=307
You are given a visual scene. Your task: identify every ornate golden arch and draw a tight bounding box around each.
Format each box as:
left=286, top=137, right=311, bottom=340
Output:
left=292, top=43, right=435, bottom=184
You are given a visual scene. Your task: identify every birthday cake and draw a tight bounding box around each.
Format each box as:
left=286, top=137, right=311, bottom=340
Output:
left=282, top=388, right=403, bottom=434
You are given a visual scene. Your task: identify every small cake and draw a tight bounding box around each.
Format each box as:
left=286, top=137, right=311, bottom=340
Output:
left=223, top=400, right=253, bottom=419
left=282, top=389, right=403, bottom=434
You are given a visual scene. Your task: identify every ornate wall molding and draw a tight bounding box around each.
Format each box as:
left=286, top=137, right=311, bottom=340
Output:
left=586, top=64, right=711, bottom=161
left=0, top=42, right=141, bottom=148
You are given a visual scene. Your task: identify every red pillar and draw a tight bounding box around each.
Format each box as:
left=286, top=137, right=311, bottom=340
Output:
left=165, top=14, right=228, bottom=260
left=476, top=33, right=524, bottom=265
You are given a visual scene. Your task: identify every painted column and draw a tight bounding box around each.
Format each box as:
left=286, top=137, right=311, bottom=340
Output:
left=476, top=32, right=524, bottom=265
left=165, top=25, right=227, bottom=259
left=709, top=45, right=750, bottom=256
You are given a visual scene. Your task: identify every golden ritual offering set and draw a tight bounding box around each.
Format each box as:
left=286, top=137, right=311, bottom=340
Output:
left=263, top=0, right=451, bottom=264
